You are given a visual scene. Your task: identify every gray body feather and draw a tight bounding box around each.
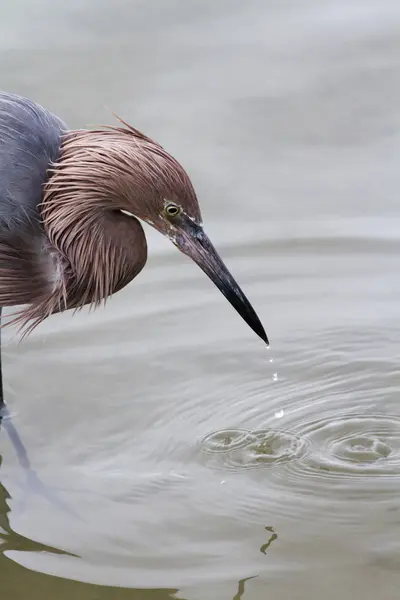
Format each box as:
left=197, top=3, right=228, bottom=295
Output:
left=0, top=91, right=67, bottom=232
left=0, top=92, right=67, bottom=310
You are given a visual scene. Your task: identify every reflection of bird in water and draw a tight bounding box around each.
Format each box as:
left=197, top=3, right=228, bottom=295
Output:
left=0, top=408, right=81, bottom=519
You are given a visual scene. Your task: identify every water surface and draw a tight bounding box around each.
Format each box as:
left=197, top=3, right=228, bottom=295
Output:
left=1, top=1, right=400, bottom=598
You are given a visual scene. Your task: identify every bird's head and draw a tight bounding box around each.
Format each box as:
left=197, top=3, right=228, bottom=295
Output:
left=49, top=120, right=268, bottom=345
left=119, top=125, right=268, bottom=346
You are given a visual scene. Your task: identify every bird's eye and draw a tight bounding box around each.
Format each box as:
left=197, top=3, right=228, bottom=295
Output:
left=164, top=202, right=182, bottom=218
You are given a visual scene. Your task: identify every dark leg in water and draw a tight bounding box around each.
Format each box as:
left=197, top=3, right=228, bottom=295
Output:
left=0, top=306, right=32, bottom=470
left=0, top=310, right=80, bottom=517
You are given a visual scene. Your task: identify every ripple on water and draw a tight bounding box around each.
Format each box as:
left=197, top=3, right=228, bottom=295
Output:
left=200, top=412, right=400, bottom=508
left=201, top=427, right=310, bottom=470
left=292, top=413, right=400, bottom=484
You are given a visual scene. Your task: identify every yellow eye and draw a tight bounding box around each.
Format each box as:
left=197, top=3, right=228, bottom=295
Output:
left=164, top=202, right=182, bottom=217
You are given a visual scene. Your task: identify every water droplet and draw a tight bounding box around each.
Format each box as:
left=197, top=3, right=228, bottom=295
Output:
left=272, top=373, right=278, bottom=381
left=275, top=410, right=284, bottom=419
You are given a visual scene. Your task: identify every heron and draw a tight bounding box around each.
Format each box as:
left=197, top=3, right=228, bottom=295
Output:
left=0, top=90, right=268, bottom=410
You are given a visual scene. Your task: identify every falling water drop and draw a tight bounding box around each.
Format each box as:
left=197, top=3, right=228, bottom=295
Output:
left=265, top=346, right=280, bottom=388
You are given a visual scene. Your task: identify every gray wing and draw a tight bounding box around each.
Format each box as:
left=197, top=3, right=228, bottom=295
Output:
left=0, top=92, right=68, bottom=306
left=0, top=91, right=67, bottom=229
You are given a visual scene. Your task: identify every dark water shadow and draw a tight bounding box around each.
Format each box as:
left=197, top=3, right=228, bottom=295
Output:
left=231, top=526, right=278, bottom=600
left=232, top=526, right=278, bottom=600
left=232, top=576, right=258, bottom=600
left=260, top=526, right=278, bottom=555
left=0, top=476, right=184, bottom=600
left=0, top=473, right=76, bottom=557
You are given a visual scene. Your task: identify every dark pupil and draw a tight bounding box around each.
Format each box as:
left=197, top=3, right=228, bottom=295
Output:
left=167, top=205, right=178, bottom=215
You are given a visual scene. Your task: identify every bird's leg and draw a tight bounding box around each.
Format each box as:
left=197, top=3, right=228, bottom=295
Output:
left=0, top=306, right=34, bottom=476
left=0, top=306, right=32, bottom=470
left=0, top=312, right=79, bottom=518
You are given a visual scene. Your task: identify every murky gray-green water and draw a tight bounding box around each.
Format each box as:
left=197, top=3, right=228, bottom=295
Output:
left=1, top=0, right=400, bottom=598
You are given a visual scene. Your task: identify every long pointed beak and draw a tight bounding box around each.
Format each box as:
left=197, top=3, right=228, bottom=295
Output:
left=171, top=215, right=268, bottom=345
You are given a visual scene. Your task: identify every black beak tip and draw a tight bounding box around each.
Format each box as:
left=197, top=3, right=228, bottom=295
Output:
left=258, top=327, right=269, bottom=346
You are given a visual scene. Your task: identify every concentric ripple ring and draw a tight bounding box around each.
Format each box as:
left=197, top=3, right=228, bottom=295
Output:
left=201, top=427, right=310, bottom=471
left=294, top=413, right=400, bottom=478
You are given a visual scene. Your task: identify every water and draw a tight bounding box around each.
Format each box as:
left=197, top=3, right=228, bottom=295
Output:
left=1, top=0, right=400, bottom=598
